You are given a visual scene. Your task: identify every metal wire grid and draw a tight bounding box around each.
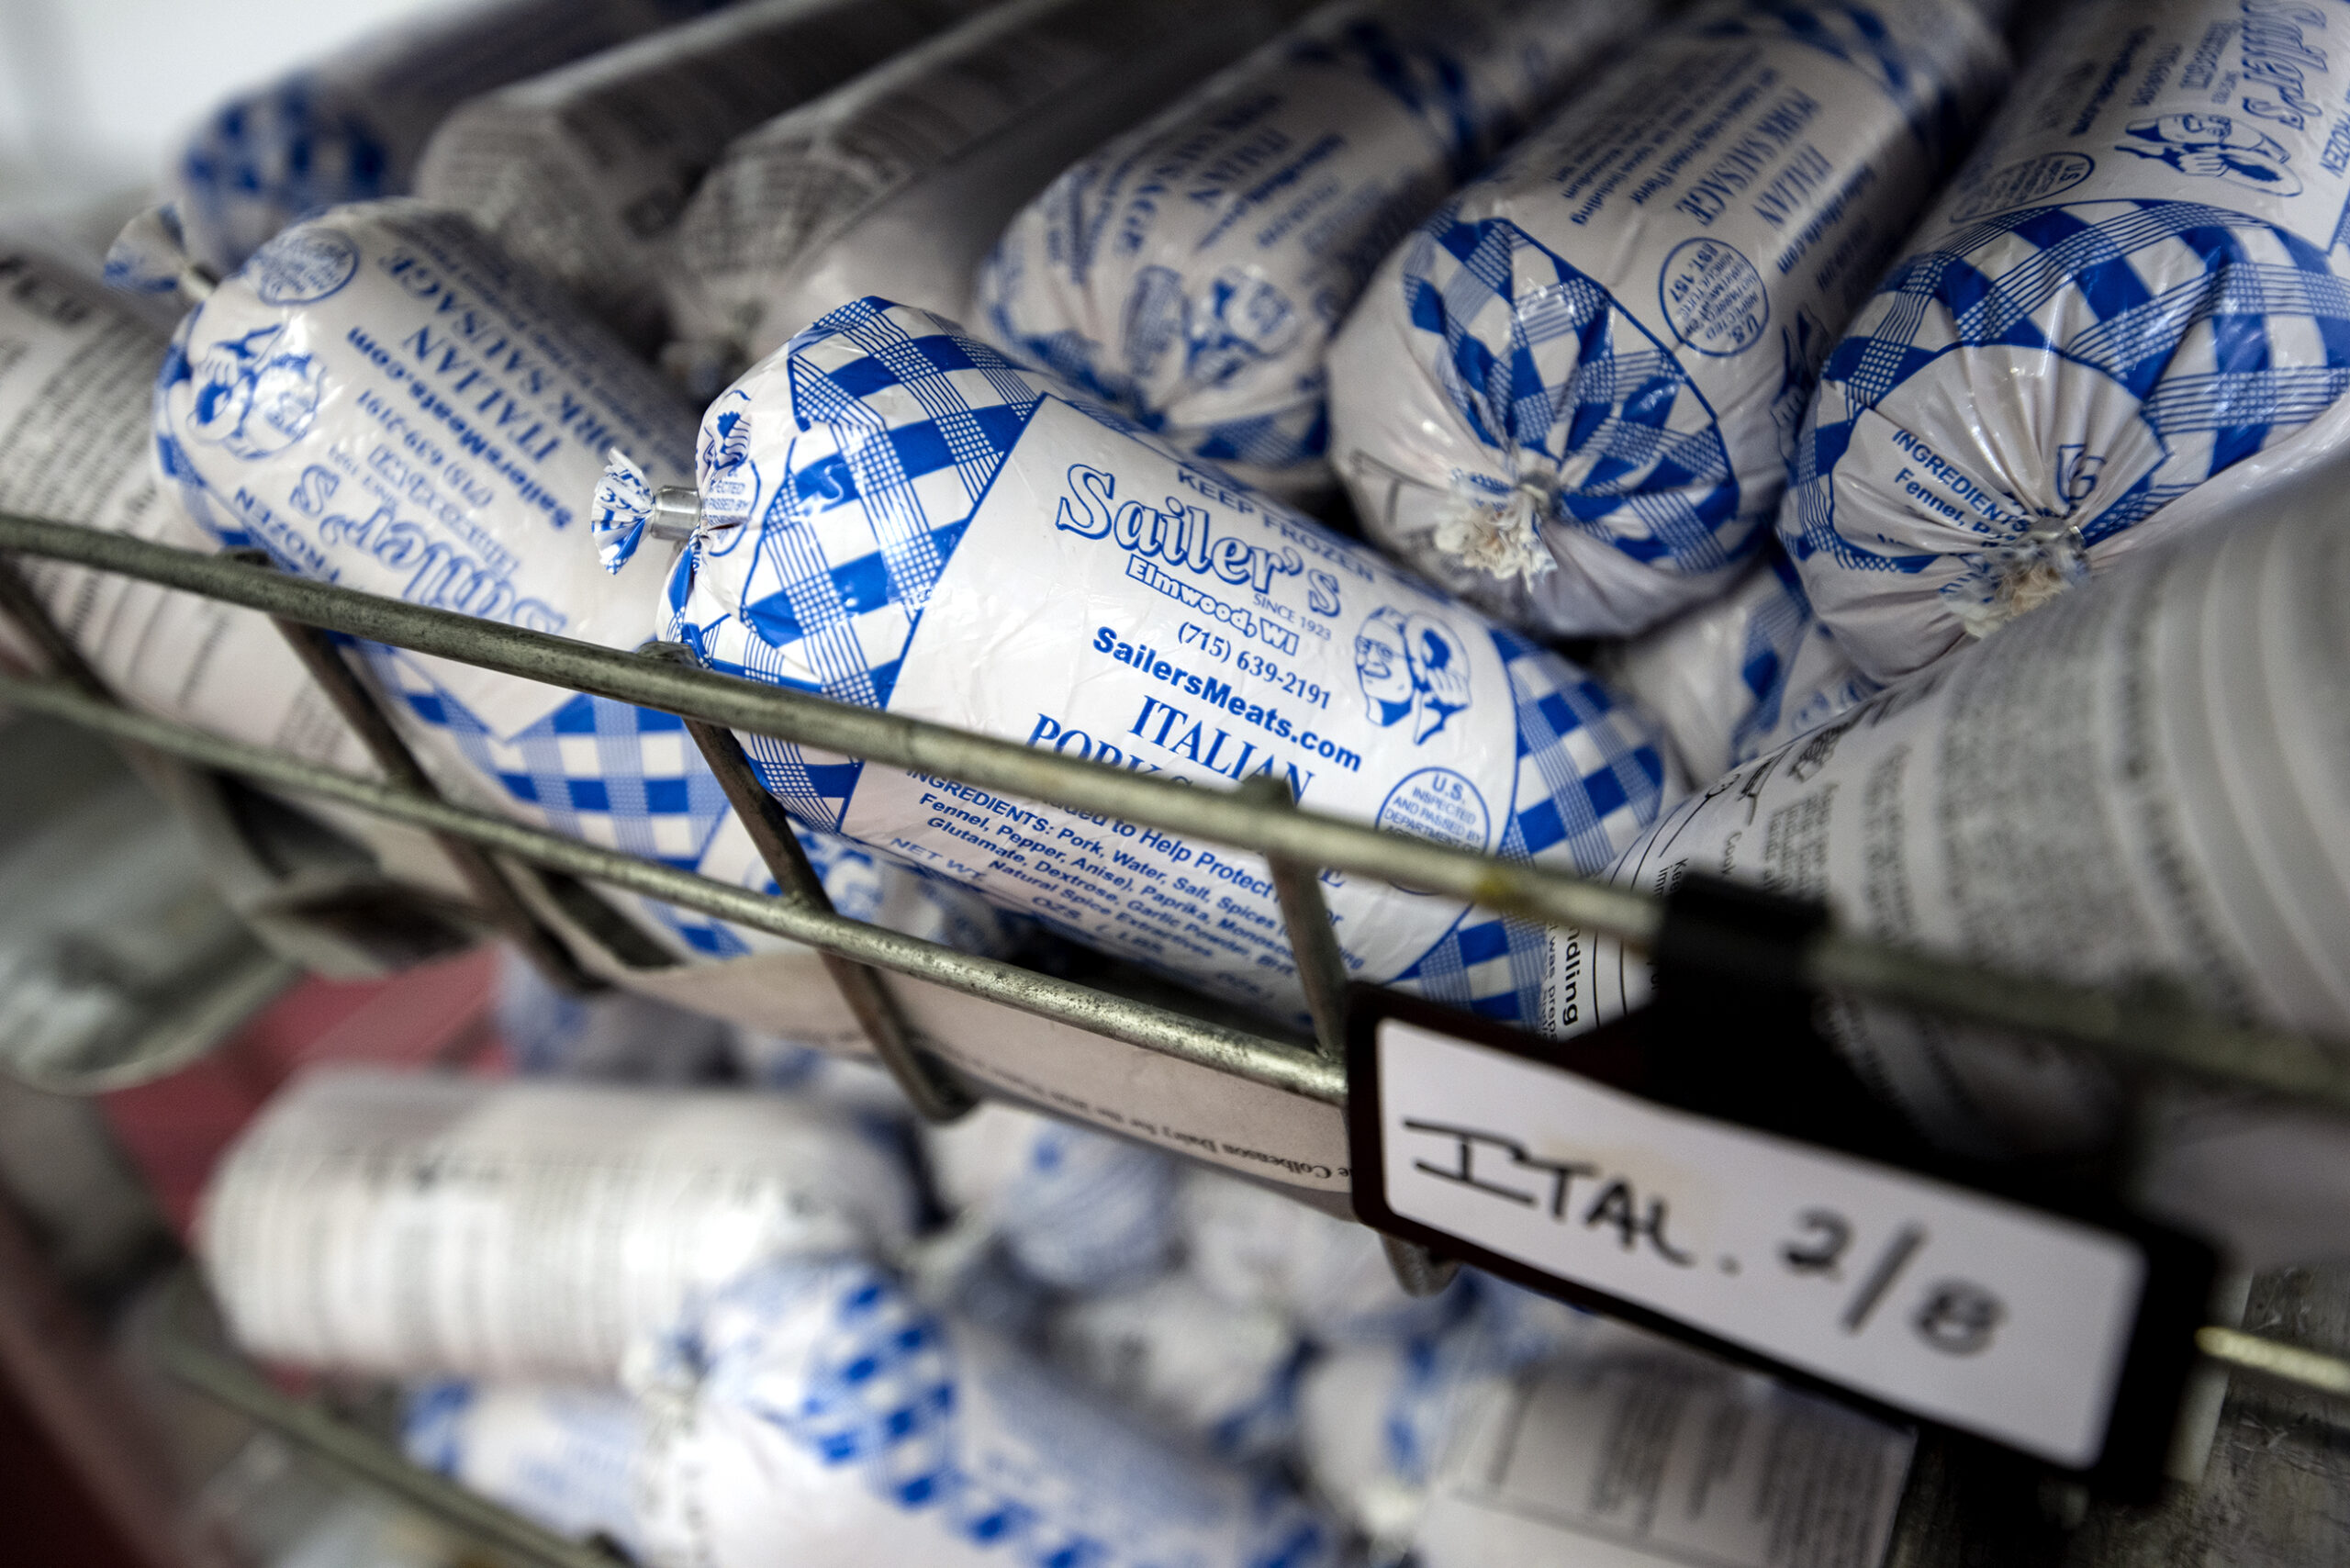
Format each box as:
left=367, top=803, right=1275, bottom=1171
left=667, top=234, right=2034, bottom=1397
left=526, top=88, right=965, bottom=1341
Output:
left=1, top=507, right=2343, bottom=1121
left=9, top=504, right=2350, bottom=1538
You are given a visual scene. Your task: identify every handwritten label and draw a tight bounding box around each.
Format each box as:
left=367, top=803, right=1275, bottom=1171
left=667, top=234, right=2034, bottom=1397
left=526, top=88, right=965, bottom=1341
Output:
left=1371, top=1017, right=2150, bottom=1468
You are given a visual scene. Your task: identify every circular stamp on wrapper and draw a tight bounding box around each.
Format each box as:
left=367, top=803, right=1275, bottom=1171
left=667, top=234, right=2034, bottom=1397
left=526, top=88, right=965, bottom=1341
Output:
left=1948, top=152, right=2095, bottom=223
left=251, top=227, right=361, bottom=305
left=1659, top=238, right=1767, bottom=356
left=1377, top=767, right=1492, bottom=855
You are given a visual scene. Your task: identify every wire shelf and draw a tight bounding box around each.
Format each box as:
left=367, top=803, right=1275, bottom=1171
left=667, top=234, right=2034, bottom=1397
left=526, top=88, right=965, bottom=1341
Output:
left=13, top=501, right=2350, bottom=1547
left=0, top=507, right=2341, bottom=1120
left=154, top=1290, right=621, bottom=1568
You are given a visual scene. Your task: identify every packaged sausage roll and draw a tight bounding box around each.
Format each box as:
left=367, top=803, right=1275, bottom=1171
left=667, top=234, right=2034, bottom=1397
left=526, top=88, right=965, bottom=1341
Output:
left=975, top=0, right=1647, bottom=498
left=0, top=230, right=494, bottom=932
left=145, top=201, right=1015, bottom=965
left=1326, top=0, right=2009, bottom=639
left=663, top=0, right=1323, bottom=382
left=0, top=235, right=372, bottom=772
left=638, top=297, right=1675, bottom=1034
left=1560, top=479, right=2350, bottom=1264
left=404, top=1382, right=645, bottom=1555
left=166, top=0, right=726, bottom=277
left=629, top=1256, right=1340, bottom=1568
left=1785, top=0, right=2350, bottom=681
left=414, top=0, right=980, bottom=351
left=200, top=1068, right=917, bottom=1379
left=1602, top=541, right=1877, bottom=786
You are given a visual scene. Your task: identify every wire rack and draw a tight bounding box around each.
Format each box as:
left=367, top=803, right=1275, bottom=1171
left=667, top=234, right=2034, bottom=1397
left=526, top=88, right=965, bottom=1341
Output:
left=5, top=501, right=2350, bottom=1437
left=157, top=1308, right=623, bottom=1568
left=2, top=507, right=2344, bottom=1121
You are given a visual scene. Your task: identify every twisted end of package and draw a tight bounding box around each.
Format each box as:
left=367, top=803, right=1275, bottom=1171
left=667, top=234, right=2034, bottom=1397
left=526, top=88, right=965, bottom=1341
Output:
left=1431, top=469, right=1560, bottom=586
left=104, top=206, right=217, bottom=305
left=592, top=448, right=704, bottom=574
left=1956, top=526, right=2090, bottom=640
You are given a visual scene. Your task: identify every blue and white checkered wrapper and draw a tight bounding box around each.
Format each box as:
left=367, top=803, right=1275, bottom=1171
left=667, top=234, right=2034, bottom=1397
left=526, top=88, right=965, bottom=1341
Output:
left=632, top=1256, right=1339, bottom=1568
left=662, top=296, right=1675, bottom=1034
left=405, top=1382, right=644, bottom=1555
left=363, top=644, right=1013, bottom=963
left=1782, top=0, right=2350, bottom=681
left=925, top=1103, right=1181, bottom=1294
left=167, top=0, right=719, bottom=275
left=1606, top=541, right=1879, bottom=785
left=148, top=201, right=1013, bottom=969
left=976, top=0, right=1644, bottom=496
left=1325, top=0, right=2007, bottom=639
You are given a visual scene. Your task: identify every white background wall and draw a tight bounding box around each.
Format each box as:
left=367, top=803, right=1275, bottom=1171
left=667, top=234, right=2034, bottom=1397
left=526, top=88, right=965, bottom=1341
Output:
left=0, top=0, right=435, bottom=209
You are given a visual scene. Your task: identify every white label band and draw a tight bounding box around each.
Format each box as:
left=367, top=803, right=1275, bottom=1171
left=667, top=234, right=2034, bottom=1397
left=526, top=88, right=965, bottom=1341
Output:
left=1372, top=1017, right=2148, bottom=1467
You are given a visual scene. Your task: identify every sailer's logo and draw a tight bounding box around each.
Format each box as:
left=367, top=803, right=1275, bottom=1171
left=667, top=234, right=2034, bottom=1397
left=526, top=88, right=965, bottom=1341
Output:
left=1054, top=462, right=1304, bottom=594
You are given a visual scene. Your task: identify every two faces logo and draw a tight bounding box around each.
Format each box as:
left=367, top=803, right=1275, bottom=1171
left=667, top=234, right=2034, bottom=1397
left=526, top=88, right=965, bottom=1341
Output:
left=185, top=324, right=322, bottom=460
left=697, top=405, right=759, bottom=536
left=699, top=407, right=752, bottom=480
left=1356, top=608, right=1470, bottom=745
left=1122, top=264, right=1302, bottom=392
left=2116, top=114, right=2301, bottom=195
